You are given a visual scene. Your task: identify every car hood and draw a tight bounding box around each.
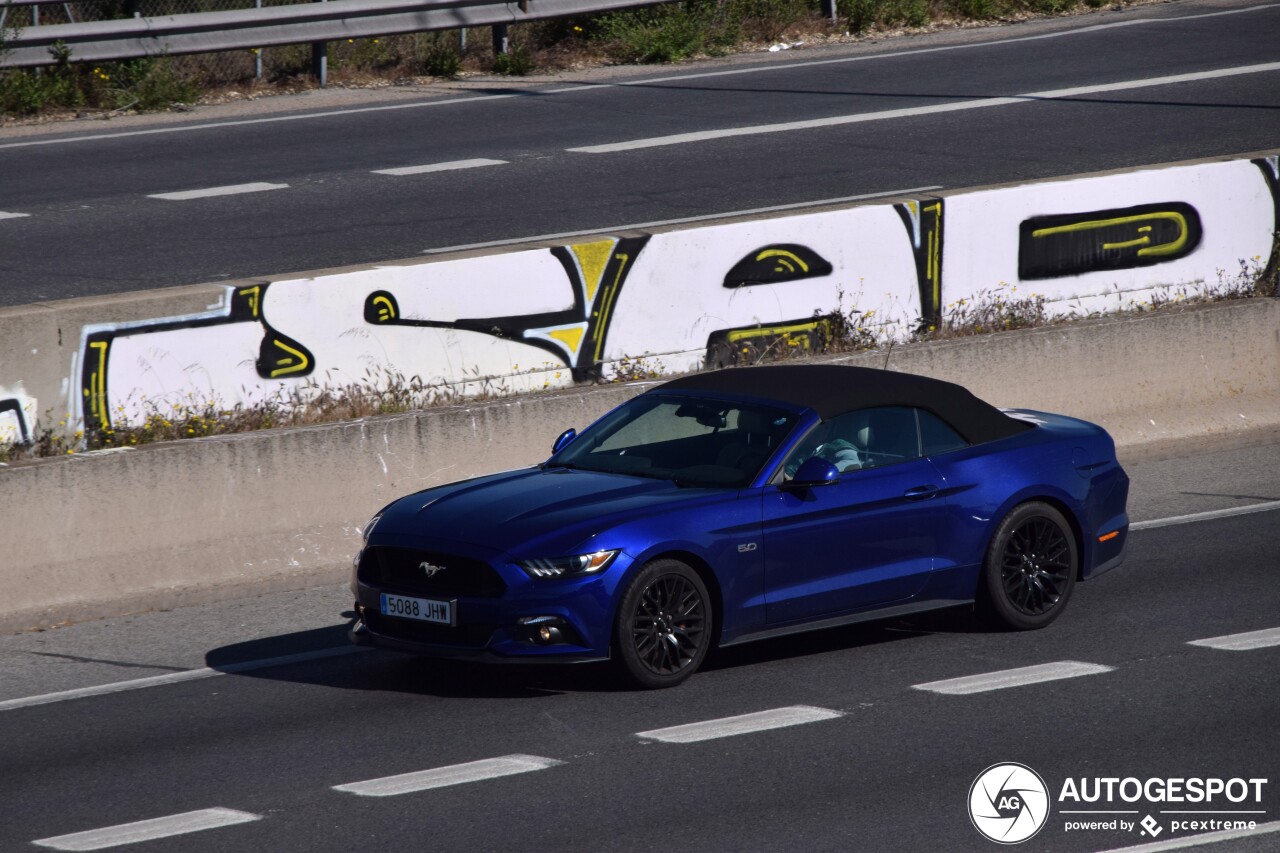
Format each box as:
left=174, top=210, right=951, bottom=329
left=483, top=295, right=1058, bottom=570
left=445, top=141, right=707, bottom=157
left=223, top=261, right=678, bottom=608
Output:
left=373, top=466, right=727, bottom=556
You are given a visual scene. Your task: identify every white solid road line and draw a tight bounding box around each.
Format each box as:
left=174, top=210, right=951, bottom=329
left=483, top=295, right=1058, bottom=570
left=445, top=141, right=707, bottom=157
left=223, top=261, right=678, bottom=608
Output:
left=1093, top=819, right=1280, bottom=853
left=1130, top=500, right=1280, bottom=531
left=0, top=646, right=365, bottom=713
left=372, top=158, right=507, bottom=176
left=913, top=661, right=1114, bottom=695
left=333, top=755, right=563, bottom=797
left=568, top=62, right=1280, bottom=154
left=0, top=211, right=31, bottom=220
left=1188, top=626, right=1280, bottom=651
left=3, top=3, right=1275, bottom=151
left=32, top=808, right=261, bottom=851
left=147, top=181, right=289, bottom=200
left=422, top=186, right=944, bottom=254
left=636, top=705, right=842, bottom=743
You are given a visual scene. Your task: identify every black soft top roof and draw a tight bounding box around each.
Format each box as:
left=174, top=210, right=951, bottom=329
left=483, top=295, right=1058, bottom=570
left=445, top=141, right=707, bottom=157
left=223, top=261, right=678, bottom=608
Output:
left=652, top=364, right=1030, bottom=444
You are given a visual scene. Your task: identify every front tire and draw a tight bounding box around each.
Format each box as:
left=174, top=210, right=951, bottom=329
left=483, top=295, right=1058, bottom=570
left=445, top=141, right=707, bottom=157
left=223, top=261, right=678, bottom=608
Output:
left=980, top=501, right=1078, bottom=630
left=614, top=559, right=712, bottom=689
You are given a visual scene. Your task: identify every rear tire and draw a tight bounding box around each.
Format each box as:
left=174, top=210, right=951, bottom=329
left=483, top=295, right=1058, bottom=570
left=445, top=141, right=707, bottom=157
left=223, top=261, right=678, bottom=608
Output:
left=980, top=501, right=1078, bottom=630
left=614, top=559, right=712, bottom=689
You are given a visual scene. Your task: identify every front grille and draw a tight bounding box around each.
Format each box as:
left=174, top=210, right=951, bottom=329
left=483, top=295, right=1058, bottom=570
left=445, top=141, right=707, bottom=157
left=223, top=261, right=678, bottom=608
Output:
left=365, top=611, right=494, bottom=648
left=359, top=547, right=507, bottom=598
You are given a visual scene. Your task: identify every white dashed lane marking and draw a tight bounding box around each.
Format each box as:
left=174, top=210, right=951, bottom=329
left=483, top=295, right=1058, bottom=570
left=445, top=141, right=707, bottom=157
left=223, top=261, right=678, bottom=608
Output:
left=913, top=661, right=1114, bottom=695
left=332, top=754, right=563, bottom=797
left=1, top=503, right=1274, bottom=715
left=1093, top=819, right=1280, bottom=853
left=147, top=182, right=289, bottom=201
left=636, top=705, right=842, bottom=743
left=1, top=4, right=1273, bottom=151
left=1188, top=626, right=1280, bottom=651
left=1, top=211, right=31, bottom=220
left=32, top=808, right=260, bottom=851
left=372, top=158, right=507, bottom=176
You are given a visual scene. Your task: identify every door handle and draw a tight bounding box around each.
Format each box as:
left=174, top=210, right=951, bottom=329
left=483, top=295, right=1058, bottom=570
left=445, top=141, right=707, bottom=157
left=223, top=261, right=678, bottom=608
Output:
left=903, top=485, right=939, bottom=501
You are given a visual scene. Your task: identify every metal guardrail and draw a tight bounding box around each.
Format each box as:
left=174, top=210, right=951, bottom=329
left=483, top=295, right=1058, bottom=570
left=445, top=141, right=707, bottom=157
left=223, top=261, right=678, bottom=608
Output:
left=0, top=0, right=649, bottom=68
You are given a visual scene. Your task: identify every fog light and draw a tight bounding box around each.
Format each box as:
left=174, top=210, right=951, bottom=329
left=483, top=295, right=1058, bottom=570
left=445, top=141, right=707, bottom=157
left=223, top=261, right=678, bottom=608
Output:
left=518, top=615, right=566, bottom=645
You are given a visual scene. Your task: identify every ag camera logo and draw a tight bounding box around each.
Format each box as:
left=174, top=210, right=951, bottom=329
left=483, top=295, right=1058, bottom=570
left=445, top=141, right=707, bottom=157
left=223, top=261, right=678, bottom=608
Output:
left=969, top=763, right=1051, bottom=844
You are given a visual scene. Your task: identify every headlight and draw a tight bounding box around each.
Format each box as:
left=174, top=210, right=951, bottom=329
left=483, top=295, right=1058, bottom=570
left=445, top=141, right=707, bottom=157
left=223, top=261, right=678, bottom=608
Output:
left=362, top=513, right=383, bottom=542
left=519, top=549, right=619, bottom=579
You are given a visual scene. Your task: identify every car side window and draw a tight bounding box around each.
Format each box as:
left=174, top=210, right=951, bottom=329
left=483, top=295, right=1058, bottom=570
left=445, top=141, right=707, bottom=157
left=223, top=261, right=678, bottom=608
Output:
left=782, top=406, right=925, bottom=476
left=917, top=409, right=968, bottom=456
left=851, top=406, right=920, bottom=469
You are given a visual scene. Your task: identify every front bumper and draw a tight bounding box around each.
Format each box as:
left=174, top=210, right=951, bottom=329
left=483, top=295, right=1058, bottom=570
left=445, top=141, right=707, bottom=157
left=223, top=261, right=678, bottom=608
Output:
left=348, top=611, right=608, bottom=664
left=350, top=533, right=629, bottom=662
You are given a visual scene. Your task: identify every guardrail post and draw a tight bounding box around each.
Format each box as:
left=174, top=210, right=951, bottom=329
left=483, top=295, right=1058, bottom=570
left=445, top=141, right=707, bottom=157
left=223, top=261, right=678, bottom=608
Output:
left=492, top=23, right=508, bottom=56
left=311, top=0, right=328, bottom=85
left=311, top=40, right=327, bottom=84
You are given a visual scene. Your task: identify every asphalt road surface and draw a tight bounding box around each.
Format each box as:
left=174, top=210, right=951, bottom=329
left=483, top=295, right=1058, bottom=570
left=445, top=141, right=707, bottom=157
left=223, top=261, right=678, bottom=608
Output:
left=1, top=0, right=1279, bottom=305
left=1, top=428, right=1277, bottom=851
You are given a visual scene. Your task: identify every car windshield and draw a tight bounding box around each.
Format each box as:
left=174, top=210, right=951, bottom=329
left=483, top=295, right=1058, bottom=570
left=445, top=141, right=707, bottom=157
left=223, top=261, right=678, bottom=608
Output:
left=550, top=395, right=798, bottom=488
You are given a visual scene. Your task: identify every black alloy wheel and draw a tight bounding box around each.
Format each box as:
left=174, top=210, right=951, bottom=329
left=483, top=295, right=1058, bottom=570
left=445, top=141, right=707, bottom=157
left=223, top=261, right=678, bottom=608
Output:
left=981, top=501, right=1079, bottom=630
left=615, top=559, right=712, bottom=688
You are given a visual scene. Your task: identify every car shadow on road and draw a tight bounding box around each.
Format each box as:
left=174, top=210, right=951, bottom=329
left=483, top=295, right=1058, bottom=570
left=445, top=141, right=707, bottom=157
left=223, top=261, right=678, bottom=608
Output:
left=204, top=604, right=986, bottom=698
left=705, top=604, right=985, bottom=672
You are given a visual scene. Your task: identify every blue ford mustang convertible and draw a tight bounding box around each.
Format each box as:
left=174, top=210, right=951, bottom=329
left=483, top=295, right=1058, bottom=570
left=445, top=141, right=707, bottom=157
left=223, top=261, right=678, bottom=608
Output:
left=350, top=364, right=1129, bottom=687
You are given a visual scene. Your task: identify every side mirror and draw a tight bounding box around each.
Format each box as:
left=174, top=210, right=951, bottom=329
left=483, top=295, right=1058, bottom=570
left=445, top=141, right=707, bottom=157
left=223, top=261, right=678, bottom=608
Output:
left=788, top=457, right=839, bottom=487
left=552, top=428, right=577, bottom=454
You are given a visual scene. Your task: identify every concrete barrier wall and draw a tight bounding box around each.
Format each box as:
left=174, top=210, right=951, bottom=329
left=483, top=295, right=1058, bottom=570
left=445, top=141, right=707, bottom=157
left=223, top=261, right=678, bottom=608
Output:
left=3, top=298, right=1278, bottom=633
left=1, top=151, right=1276, bottom=443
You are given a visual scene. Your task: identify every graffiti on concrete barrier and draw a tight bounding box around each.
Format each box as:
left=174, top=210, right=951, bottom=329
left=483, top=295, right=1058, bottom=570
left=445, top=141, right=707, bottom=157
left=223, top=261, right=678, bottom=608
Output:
left=4, top=157, right=1271, bottom=442
left=603, top=206, right=923, bottom=377
left=0, top=393, right=35, bottom=445
left=1254, top=156, right=1280, bottom=284
left=1017, top=202, right=1203, bottom=280
left=722, top=245, right=834, bottom=288
left=895, top=199, right=944, bottom=326
left=362, top=236, right=650, bottom=381
left=705, top=317, right=832, bottom=369
left=77, top=238, right=653, bottom=432
left=79, top=282, right=306, bottom=433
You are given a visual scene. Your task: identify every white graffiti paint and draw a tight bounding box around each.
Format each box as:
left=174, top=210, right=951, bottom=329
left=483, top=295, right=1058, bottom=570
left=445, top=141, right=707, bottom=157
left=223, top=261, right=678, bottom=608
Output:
left=14, top=156, right=1274, bottom=437
left=944, top=159, right=1276, bottom=317
left=602, top=204, right=920, bottom=374
left=0, top=388, right=37, bottom=445
left=98, top=252, right=579, bottom=427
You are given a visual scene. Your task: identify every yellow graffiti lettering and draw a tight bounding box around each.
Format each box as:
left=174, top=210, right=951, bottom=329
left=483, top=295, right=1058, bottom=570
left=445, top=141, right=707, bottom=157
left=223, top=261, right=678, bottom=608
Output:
left=371, top=294, right=397, bottom=322
left=925, top=201, right=942, bottom=311
left=87, top=340, right=109, bottom=423
left=268, top=339, right=310, bottom=378
left=755, top=249, right=809, bottom=274
left=726, top=320, right=821, bottom=343
left=237, top=285, right=262, bottom=318
left=571, top=239, right=616, bottom=302
left=592, top=253, right=631, bottom=363
left=547, top=326, right=585, bottom=355
left=1032, top=211, right=1190, bottom=258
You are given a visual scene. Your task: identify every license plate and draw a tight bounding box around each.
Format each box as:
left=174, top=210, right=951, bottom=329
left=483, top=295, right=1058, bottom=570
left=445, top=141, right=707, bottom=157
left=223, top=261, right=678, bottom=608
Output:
left=380, top=593, right=455, bottom=626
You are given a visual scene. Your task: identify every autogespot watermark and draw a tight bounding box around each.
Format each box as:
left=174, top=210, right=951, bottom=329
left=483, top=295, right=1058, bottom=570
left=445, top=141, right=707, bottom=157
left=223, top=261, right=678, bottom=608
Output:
left=969, top=764, right=1270, bottom=844
left=969, top=763, right=1051, bottom=844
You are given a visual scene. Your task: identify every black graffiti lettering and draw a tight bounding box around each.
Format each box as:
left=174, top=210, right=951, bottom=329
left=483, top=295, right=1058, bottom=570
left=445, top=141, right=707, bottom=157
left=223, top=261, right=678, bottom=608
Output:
left=723, top=244, right=834, bottom=289
left=1018, top=202, right=1202, bottom=280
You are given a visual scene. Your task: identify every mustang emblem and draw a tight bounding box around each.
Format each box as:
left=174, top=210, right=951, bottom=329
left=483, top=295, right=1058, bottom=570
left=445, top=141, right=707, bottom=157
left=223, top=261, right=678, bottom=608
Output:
left=419, top=561, right=447, bottom=578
